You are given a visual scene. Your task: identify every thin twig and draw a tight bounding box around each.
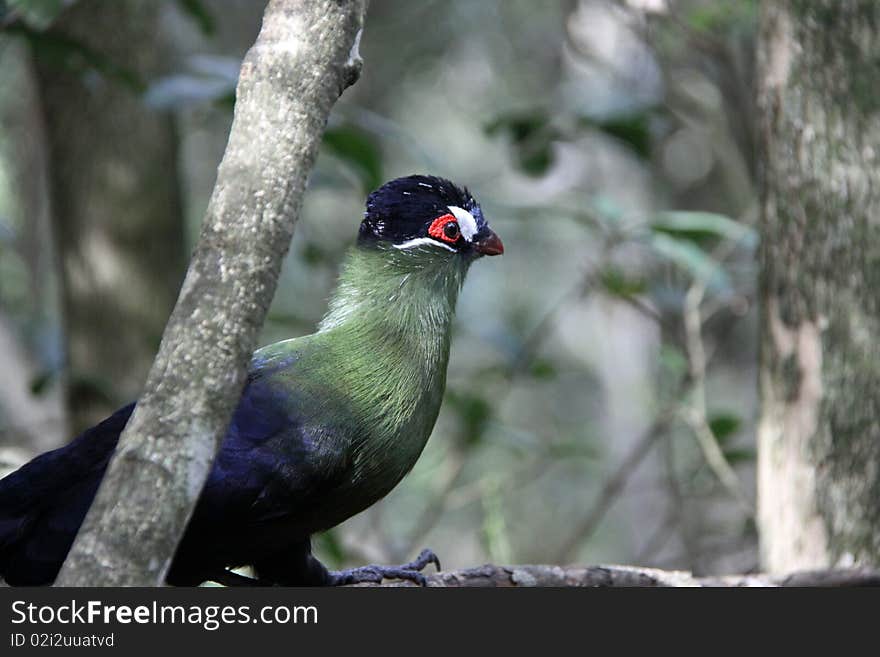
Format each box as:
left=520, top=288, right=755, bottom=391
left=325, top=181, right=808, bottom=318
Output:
left=553, top=414, right=672, bottom=564
left=681, top=281, right=753, bottom=514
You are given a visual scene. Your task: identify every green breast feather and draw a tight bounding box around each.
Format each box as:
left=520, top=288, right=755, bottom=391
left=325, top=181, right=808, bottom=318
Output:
left=252, top=244, right=470, bottom=526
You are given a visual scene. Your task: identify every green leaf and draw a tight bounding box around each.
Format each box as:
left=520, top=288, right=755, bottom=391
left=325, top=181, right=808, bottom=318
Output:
left=649, top=232, right=730, bottom=289
left=175, top=0, right=216, bottom=36
left=446, top=390, right=492, bottom=447
left=546, top=440, right=598, bottom=460
left=722, top=447, right=756, bottom=465
left=580, top=112, right=652, bottom=158
left=651, top=211, right=757, bottom=247
left=485, top=111, right=557, bottom=177
left=708, top=412, right=742, bottom=443
left=518, top=145, right=554, bottom=177
left=599, top=267, right=647, bottom=299
left=6, top=0, right=69, bottom=31
left=485, top=111, right=548, bottom=141
left=29, top=369, right=57, bottom=396
left=322, top=125, right=383, bottom=192
left=529, top=359, right=557, bottom=380
left=685, top=1, right=757, bottom=33
left=10, top=23, right=144, bottom=92
left=658, top=344, right=687, bottom=378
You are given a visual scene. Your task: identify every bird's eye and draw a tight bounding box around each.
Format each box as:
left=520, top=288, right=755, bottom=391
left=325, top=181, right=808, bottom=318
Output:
left=428, top=213, right=460, bottom=244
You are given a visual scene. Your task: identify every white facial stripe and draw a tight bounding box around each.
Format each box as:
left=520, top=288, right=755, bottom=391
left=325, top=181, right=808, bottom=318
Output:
left=393, top=237, right=456, bottom=252
left=448, top=206, right=478, bottom=241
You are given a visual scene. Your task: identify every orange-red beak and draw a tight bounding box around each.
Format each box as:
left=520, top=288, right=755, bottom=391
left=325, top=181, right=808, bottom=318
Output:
left=473, top=229, right=504, bottom=256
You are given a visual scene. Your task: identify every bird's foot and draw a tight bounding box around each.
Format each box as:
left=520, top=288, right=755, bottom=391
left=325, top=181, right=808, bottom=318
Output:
left=328, top=548, right=441, bottom=587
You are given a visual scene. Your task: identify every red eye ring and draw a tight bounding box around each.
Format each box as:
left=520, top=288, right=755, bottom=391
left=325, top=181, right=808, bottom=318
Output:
left=428, top=213, right=460, bottom=243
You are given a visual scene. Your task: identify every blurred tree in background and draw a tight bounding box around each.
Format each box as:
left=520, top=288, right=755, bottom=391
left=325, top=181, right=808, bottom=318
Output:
left=1, top=0, right=874, bottom=578
left=33, top=0, right=187, bottom=433
left=757, top=1, right=880, bottom=572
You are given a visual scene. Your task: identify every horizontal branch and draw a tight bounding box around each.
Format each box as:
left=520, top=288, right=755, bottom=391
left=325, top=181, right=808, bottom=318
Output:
left=356, top=564, right=880, bottom=587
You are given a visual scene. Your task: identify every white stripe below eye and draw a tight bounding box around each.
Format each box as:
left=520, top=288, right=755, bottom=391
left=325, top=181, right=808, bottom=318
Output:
left=393, top=237, right=456, bottom=252
left=448, top=205, right=478, bottom=241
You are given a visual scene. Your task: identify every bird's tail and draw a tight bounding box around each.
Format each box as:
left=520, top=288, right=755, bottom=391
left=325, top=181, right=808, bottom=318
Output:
left=0, top=403, right=134, bottom=585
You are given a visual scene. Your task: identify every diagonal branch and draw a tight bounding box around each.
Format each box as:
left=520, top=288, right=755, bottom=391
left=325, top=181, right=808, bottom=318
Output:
left=56, top=0, right=366, bottom=586
left=553, top=415, right=672, bottom=564
left=681, top=280, right=752, bottom=514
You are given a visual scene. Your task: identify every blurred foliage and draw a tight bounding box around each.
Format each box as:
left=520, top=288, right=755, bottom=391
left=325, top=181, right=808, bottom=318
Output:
left=4, top=0, right=70, bottom=30
left=445, top=389, right=492, bottom=448
left=651, top=211, right=756, bottom=247
left=684, top=0, right=757, bottom=34
left=485, top=111, right=559, bottom=176
left=485, top=108, right=655, bottom=177
left=322, top=125, right=383, bottom=193
left=579, top=112, right=653, bottom=159
left=0, top=0, right=764, bottom=576
left=5, top=22, right=144, bottom=91
left=599, top=266, right=647, bottom=299
left=144, top=54, right=238, bottom=109
left=175, top=0, right=216, bottom=37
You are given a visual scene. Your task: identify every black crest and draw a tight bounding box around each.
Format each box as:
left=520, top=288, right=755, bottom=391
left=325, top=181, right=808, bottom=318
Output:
left=358, top=175, right=484, bottom=247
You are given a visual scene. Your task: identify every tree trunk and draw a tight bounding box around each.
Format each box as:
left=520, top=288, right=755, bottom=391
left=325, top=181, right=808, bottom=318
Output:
left=756, top=1, right=880, bottom=572
left=0, top=38, right=67, bottom=454
left=33, top=0, right=187, bottom=434
left=55, top=0, right=366, bottom=587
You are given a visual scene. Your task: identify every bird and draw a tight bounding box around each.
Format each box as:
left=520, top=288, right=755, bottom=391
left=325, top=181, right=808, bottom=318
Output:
left=0, top=174, right=503, bottom=587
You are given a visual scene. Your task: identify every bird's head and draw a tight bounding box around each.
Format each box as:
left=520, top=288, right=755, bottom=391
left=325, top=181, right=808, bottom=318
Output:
left=320, top=175, right=500, bottom=332
left=358, top=175, right=504, bottom=260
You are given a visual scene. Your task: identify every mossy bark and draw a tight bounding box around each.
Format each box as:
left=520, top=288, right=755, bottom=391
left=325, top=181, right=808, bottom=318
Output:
left=756, top=1, right=880, bottom=571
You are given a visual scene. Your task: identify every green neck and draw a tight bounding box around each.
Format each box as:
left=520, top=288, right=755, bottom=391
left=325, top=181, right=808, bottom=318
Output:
left=316, top=244, right=470, bottom=483
left=318, top=243, right=468, bottom=339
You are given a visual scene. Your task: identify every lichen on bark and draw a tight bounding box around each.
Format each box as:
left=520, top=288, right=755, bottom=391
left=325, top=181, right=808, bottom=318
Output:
left=757, top=0, right=880, bottom=571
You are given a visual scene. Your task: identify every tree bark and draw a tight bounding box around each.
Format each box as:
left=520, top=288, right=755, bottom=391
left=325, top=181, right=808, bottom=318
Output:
left=55, top=0, right=366, bottom=586
left=756, top=1, right=880, bottom=572
left=355, top=564, right=880, bottom=587
left=32, top=0, right=188, bottom=434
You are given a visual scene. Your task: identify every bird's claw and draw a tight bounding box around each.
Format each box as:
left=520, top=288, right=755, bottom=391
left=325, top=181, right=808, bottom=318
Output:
left=401, top=548, right=441, bottom=573
left=328, top=548, right=441, bottom=587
